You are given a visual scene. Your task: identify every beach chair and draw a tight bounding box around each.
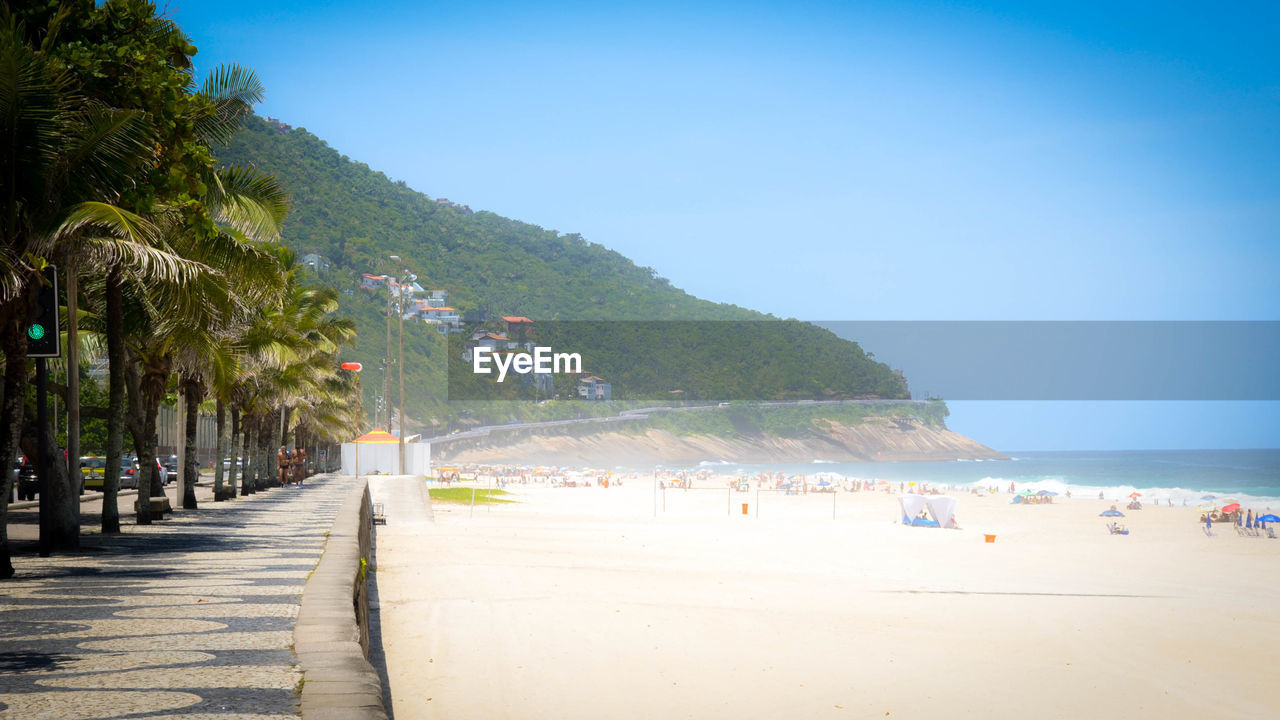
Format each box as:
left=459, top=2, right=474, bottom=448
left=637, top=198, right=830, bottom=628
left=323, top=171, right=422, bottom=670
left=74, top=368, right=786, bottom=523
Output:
left=1266, top=527, right=1277, bottom=539
left=1234, top=525, right=1248, bottom=536
left=371, top=502, right=386, bottom=525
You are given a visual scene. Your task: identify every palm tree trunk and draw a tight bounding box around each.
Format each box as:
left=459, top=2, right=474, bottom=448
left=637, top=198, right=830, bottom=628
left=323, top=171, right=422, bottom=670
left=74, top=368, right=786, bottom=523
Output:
left=259, top=414, right=274, bottom=489
left=124, top=357, right=168, bottom=524
left=239, top=414, right=254, bottom=496
left=213, top=399, right=227, bottom=500
left=102, top=271, right=124, bottom=533
left=0, top=309, right=30, bottom=579
left=36, top=394, right=78, bottom=549
left=181, top=377, right=200, bottom=510
left=281, top=405, right=293, bottom=451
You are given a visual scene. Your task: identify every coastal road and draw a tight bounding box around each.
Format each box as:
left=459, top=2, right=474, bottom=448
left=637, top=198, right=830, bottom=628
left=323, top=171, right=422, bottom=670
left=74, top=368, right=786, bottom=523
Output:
left=426, top=398, right=925, bottom=448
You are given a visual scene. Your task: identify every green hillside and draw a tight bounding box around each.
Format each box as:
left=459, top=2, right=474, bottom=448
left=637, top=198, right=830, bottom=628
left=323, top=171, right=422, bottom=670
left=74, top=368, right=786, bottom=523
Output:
left=215, top=116, right=908, bottom=429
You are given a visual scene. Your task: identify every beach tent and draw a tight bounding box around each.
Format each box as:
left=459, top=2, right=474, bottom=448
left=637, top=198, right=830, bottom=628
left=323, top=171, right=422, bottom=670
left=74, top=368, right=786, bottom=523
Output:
left=897, top=494, right=959, bottom=529
left=898, top=494, right=928, bottom=524
left=926, top=496, right=959, bottom=529
left=340, top=429, right=432, bottom=475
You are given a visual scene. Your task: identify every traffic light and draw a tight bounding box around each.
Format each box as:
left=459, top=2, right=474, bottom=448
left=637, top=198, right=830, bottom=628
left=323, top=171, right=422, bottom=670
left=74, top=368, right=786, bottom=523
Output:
left=27, top=265, right=60, bottom=358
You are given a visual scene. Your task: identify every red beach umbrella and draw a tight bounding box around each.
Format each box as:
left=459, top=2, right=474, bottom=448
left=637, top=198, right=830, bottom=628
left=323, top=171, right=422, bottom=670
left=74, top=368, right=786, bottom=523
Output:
left=1128, top=492, right=1142, bottom=499
left=1221, top=503, right=1241, bottom=513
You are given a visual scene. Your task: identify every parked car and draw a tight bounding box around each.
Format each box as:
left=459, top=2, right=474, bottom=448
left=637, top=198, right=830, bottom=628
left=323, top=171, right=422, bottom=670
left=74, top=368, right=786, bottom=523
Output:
left=222, top=457, right=243, bottom=472
left=17, top=456, right=39, bottom=501
left=119, top=456, right=141, bottom=489
left=81, top=456, right=107, bottom=491
left=162, top=454, right=178, bottom=484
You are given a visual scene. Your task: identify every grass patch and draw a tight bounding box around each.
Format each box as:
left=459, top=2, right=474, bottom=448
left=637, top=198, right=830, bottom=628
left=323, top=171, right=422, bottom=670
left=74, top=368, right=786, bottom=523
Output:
left=428, top=488, right=517, bottom=505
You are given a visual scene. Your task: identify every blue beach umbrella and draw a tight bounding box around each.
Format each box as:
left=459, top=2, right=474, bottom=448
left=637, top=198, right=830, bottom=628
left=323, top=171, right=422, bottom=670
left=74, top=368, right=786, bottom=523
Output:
left=1100, top=509, right=1125, bottom=517
left=1258, top=514, right=1280, bottom=523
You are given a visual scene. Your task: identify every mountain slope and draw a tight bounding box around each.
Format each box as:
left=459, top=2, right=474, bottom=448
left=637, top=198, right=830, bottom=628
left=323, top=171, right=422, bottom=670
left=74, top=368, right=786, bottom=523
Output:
left=215, top=116, right=908, bottom=426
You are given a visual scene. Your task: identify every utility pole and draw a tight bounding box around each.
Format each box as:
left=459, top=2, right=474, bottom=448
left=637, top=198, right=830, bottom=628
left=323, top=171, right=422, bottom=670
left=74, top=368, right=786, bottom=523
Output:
left=384, top=281, right=394, bottom=431
left=389, top=255, right=416, bottom=475
left=65, top=260, right=79, bottom=492
left=398, top=286, right=407, bottom=475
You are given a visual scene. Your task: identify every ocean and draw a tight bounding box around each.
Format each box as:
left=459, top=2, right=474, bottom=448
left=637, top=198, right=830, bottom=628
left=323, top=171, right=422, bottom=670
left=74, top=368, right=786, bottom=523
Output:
left=677, top=449, right=1280, bottom=506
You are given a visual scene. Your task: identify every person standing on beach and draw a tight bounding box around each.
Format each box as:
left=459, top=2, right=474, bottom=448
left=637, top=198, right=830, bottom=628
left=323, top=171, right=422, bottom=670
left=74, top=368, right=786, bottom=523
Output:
left=1205, top=513, right=1213, bottom=535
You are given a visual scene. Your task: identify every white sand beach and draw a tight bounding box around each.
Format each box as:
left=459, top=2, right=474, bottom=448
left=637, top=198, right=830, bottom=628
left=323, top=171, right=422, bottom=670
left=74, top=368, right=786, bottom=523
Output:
left=370, top=475, right=1280, bottom=720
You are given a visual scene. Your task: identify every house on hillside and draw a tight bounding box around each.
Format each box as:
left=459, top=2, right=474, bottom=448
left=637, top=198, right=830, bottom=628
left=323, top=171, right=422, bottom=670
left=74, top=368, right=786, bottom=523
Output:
left=502, top=315, right=534, bottom=342
left=477, top=333, right=510, bottom=350
left=361, top=273, right=389, bottom=290
left=577, top=375, right=612, bottom=401
left=435, top=198, right=475, bottom=215
left=424, top=290, right=449, bottom=307
left=417, top=304, right=462, bottom=333
left=301, top=253, right=331, bottom=272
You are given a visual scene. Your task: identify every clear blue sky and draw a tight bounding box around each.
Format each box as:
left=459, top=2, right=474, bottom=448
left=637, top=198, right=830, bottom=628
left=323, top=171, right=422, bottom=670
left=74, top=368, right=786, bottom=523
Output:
left=172, top=0, right=1279, bottom=450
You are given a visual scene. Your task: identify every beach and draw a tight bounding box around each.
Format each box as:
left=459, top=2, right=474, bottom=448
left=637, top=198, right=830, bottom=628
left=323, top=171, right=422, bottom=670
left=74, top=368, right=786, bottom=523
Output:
left=371, top=475, right=1280, bottom=720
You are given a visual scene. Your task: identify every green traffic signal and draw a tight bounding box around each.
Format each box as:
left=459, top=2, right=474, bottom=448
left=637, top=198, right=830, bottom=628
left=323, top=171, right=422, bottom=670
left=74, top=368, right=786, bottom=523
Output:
left=28, top=323, right=46, bottom=340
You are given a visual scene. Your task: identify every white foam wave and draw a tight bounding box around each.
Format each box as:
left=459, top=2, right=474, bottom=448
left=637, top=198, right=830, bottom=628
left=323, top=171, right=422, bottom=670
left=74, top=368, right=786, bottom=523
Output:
left=958, top=478, right=1280, bottom=508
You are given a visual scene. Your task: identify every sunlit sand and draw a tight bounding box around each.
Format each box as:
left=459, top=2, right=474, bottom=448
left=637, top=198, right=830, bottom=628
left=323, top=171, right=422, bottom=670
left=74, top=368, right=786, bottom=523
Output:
left=371, top=475, right=1279, bottom=720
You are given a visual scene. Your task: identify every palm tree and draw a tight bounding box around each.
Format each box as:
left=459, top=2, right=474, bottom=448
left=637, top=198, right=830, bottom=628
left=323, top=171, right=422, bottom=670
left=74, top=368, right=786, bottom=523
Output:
left=224, top=252, right=357, bottom=491
left=0, top=11, right=177, bottom=570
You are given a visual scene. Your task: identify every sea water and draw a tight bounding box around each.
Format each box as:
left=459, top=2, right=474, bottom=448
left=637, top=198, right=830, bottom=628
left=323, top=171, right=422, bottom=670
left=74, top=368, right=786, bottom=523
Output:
left=674, top=449, right=1280, bottom=507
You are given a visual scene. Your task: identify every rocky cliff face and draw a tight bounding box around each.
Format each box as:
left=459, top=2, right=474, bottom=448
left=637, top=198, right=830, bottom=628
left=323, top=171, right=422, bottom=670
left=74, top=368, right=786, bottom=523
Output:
left=435, top=418, right=1004, bottom=466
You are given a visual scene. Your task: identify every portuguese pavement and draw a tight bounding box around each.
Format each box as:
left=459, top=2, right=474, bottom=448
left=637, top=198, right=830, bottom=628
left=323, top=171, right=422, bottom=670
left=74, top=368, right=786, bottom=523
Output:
left=0, top=474, right=352, bottom=720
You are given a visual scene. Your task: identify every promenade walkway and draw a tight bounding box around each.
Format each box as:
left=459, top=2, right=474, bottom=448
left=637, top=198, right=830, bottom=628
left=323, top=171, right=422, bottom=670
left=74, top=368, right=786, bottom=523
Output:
left=0, top=474, right=352, bottom=720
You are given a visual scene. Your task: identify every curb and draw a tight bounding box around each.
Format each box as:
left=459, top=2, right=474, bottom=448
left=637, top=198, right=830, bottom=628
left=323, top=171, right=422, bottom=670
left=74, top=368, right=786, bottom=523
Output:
left=8, top=488, right=140, bottom=511
left=295, top=478, right=388, bottom=720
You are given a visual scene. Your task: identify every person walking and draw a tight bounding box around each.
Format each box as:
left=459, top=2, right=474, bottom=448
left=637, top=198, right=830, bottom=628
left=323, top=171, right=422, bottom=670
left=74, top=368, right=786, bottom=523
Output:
left=292, top=448, right=306, bottom=486
left=277, top=446, right=291, bottom=486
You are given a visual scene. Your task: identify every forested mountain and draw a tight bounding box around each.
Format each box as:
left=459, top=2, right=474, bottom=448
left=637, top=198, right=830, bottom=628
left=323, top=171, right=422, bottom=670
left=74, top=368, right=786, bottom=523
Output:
left=216, top=116, right=908, bottom=428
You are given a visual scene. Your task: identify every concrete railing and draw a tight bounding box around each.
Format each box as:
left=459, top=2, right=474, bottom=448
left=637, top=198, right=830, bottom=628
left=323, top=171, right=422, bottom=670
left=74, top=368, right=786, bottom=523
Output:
left=295, top=478, right=387, bottom=720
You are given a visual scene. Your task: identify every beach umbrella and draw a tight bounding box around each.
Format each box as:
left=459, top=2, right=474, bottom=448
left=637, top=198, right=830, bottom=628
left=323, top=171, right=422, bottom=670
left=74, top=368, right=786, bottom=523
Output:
left=817, top=481, right=831, bottom=487
left=1100, top=509, right=1125, bottom=517
left=1221, top=503, right=1241, bottom=513
left=1128, top=492, right=1142, bottom=499
left=1258, top=514, right=1280, bottom=523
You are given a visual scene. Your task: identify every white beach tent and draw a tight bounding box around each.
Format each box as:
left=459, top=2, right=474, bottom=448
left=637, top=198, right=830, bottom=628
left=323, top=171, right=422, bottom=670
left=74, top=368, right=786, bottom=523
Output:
left=926, top=495, right=959, bottom=529
left=340, top=429, right=432, bottom=475
left=897, top=494, right=959, bottom=528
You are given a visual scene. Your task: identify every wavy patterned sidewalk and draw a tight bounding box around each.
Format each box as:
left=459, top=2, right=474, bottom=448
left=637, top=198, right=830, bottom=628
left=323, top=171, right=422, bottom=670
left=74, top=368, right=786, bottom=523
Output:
left=0, top=474, right=352, bottom=720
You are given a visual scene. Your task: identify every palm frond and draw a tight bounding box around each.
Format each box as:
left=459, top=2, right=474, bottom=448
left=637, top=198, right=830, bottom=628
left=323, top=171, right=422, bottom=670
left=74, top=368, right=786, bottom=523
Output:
left=196, top=64, right=263, bottom=145
left=206, top=164, right=290, bottom=241
left=57, top=104, right=155, bottom=199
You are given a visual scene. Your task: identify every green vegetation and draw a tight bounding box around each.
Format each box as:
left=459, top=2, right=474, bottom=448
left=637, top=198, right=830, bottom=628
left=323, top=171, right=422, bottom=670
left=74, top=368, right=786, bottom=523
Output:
left=215, top=117, right=910, bottom=426
left=1, top=1, right=362, bottom=574
left=428, top=487, right=516, bottom=505
left=626, top=401, right=951, bottom=440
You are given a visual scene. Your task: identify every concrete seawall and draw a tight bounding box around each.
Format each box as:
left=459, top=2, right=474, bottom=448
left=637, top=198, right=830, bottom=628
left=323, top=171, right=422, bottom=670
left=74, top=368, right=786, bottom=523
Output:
left=295, top=478, right=388, bottom=720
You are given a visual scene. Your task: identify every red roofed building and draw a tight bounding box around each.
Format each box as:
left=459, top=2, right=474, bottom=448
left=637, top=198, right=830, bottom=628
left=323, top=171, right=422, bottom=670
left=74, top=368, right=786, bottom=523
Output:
left=360, top=273, right=389, bottom=289
left=502, top=315, right=534, bottom=341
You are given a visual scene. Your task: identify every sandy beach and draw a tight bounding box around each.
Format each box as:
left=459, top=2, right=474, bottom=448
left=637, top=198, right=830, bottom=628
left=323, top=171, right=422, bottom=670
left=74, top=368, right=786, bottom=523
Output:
left=370, top=474, right=1279, bottom=720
